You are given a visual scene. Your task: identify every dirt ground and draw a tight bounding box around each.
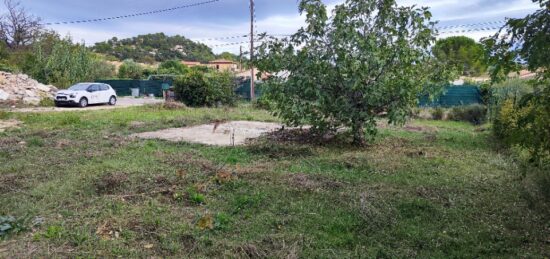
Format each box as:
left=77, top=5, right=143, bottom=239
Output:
left=4, top=97, right=164, bottom=113
left=132, top=121, right=284, bottom=146
left=0, top=119, right=21, bottom=132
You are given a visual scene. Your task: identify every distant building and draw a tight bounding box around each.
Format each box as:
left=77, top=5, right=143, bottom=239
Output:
left=181, top=61, right=202, bottom=67
left=208, top=59, right=238, bottom=72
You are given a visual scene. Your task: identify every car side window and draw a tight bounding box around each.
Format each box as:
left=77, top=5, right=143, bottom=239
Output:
left=100, top=85, right=109, bottom=91
left=89, top=85, right=101, bottom=92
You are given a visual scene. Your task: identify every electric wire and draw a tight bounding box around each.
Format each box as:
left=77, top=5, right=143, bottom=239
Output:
left=41, top=0, right=222, bottom=26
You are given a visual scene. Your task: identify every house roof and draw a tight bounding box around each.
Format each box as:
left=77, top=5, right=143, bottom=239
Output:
left=181, top=61, right=202, bottom=65
left=209, top=59, right=236, bottom=64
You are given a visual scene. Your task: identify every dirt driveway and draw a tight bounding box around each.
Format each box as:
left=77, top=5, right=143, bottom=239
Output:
left=4, top=97, right=164, bottom=113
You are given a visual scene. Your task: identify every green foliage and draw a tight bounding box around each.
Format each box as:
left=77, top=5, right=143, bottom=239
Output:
left=493, top=86, right=550, bottom=164
left=41, top=225, right=65, bottom=239
left=484, top=1, right=550, bottom=167
left=0, top=216, right=27, bottom=238
left=482, top=0, right=549, bottom=82
left=216, top=52, right=238, bottom=61
left=432, top=107, right=444, bottom=120
left=256, top=0, right=453, bottom=145
left=22, top=35, right=115, bottom=88
left=92, top=33, right=216, bottom=63
left=486, top=78, right=533, bottom=119
left=118, top=59, right=144, bottom=79
left=173, top=71, right=237, bottom=107
left=447, top=105, right=487, bottom=125
left=157, top=60, right=189, bottom=75
left=39, top=97, right=55, bottom=107
left=433, top=36, right=487, bottom=76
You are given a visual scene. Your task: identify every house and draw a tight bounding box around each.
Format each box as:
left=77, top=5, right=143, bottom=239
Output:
left=208, top=59, right=238, bottom=72
left=181, top=61, right=202, bottom=68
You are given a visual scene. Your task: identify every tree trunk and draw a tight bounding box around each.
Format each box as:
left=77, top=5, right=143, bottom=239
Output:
left=352, top=119, right=365, bottom=146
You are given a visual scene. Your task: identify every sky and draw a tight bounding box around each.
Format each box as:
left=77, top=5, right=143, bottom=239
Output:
left=11, top=0, right=542, bottom=54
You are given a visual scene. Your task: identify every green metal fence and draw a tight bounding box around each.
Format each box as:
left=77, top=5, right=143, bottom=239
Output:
left=97, top=80, right=166, bottom=97
left=419, top=85, right=483, bottom=107
left=235, top=79, right=264, bottom=100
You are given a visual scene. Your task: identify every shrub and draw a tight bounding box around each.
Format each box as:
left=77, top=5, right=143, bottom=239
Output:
left=448, top=104, right=487, bottom=125
left=158, top=60, right=189, bottom=75
left=493, top=86, right=550, bottom=164
left=174, top=71, right=237, bottom=107
left=39, top=97, right=55, bottom=107
left=118, top=59, right=144, bottom=79
left=431, top=107, right=444, bottom=120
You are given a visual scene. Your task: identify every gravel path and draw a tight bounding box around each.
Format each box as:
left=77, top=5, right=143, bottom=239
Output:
left=4, top=97, right=164, bottom=113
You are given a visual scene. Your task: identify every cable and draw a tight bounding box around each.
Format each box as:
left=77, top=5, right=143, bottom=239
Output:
left=194, top=35, right=249, bottom=42
left=438, top=26, right=502, bottom=34
left=42, top=0, right=221, bottom=26
left=436, top=20, right=505, bottom=30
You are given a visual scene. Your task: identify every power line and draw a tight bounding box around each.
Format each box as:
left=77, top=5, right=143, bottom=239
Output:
left=436, top=20, right=505, bottom=30
left=41, top=0, right=222, bottom=26
left=438, top=26, right=502, bottom=34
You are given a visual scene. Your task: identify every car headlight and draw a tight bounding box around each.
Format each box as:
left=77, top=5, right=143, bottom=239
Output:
left=70, top=94, right=76, bottom=98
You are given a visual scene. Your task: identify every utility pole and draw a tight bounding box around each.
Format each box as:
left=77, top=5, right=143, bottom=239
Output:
left=239, top=45, right=243, bottom=71
left=249, top=0, right=255, bottom=101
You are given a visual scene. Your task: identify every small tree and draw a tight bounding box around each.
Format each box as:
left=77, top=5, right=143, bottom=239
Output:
left=256, top=0, right=453, bottom=145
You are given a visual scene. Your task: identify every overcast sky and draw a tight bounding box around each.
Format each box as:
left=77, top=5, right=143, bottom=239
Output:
left=14, top=0, right=541, bottom=54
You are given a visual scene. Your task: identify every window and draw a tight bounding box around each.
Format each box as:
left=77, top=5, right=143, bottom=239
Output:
left=100, top=85, right=109, bottom=91
left=88, top=84, right=101, bottom=92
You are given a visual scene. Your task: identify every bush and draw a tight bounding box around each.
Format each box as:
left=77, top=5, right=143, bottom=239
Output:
left=174, top=71, right=237, bottom=107
left=447, top=104, right=487, bottom=125
left=431, top=107, right=444, bottom=120
left=493, top=86, right=550, bottom=163
left=158, top=60, right=189, bottom=75
left=118, top=59, right=144, bottom=79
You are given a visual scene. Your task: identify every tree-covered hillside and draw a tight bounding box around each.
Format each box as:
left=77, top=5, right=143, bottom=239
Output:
left=92, top=33, right=216, bottom=63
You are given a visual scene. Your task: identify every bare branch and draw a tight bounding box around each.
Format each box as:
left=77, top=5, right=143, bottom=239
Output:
left=0, top=0, right=43, bottom=48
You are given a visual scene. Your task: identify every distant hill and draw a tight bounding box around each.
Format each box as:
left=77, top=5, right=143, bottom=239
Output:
left=92, top=33, right=217, bottom=63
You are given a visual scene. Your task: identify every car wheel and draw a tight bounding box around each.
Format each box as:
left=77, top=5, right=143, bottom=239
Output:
left=108, top=96, right=117, bottom=106
left=55, top=102, right=63, bottom=107
left=79, top=98, right=88, bottom=108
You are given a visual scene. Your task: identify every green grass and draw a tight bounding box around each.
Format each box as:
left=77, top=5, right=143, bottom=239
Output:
left=0, top=104, right=548, bottom=258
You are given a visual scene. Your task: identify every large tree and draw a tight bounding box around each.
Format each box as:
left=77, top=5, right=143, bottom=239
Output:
left=432, top=36, right=487, bottom=76
left=0, top=0, right=43, bottom=49
left=256, top=0, right=453, bottom=145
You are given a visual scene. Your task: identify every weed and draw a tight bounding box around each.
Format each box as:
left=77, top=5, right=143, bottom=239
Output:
left=39, top=98, right=55, bottom=107
left=0, top=216, right=27, bottom=238
left=432, top=107, right=444, bottom=120
left=59, top=114, right=82, bottom=126
left=0, top=110, right=9, bottom=120
left=41, top=225, right=65, bottom=239
left=27, top=136, right=45, bottom=147
left=214, top=213, right=231, bottom=230
left=188, top=189, right=205, bottom=205
left=448, top=105, right=487, bottom=125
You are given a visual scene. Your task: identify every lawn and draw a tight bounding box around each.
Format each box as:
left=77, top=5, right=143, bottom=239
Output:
left=0, top=104, right=548, bottom=258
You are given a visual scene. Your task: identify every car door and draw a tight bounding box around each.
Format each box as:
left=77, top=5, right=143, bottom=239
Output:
left=99, top=84, right=110, bottom=103
left=88, top=84, right=101, bottom=104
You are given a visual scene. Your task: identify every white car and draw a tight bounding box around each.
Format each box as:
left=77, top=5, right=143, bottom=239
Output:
left=55, top=83, right=117, bottom=108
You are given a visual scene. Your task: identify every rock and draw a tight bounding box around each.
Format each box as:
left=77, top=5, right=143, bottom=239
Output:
left=23, top=96, right=41, bottom=105
left=0, top=89, right=8, bottom=101
left=0, top=71, right=57, bottom=106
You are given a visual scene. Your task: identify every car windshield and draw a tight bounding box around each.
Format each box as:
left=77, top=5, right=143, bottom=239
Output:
left=68, top=83, right=92, bottom=91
